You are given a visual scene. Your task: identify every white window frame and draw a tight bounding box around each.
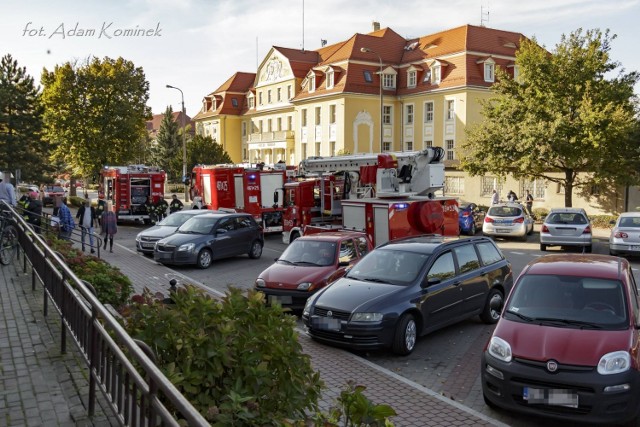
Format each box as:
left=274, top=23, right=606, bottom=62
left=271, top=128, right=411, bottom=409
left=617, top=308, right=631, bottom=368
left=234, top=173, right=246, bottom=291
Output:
left=405, top=104, right=414, bottom=125
left=484, top=62, right=495, bottom=82
left=481, top=176, right=503, bottom=196
left=445, top=176, right=465, bottom=195
left=315, top=107, right=321, bottom=125
left=301, top=109, right=307, bottom=127
left=383, top=73, right=395, bottom=89
left=424, top=140, right=433, bottom=148
left=408, top=70, right=416, bottom=88
left=258, top=92, right=263, bottom=105
left=309, top=73, right=316, bottom=93
left=329, top=104, right=336, bottom=124
left=277, top=88, right=282, bottom=102
left=424, top=101, right=434, bottom=123
left=446, top=100, right=455, bottom=121
left=431, top=64, right=441, bottom=84
left=445, top=139, right=455, bottom=160
left=326, top=69, right=334, bottom=89
left=267, top=90, right=272, bottom=103
left=383, top=105, right=392, bottom=125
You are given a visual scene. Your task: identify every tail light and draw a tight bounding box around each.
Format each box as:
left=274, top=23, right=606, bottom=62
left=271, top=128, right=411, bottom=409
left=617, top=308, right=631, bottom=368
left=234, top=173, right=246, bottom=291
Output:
left=615, top=231, right=628, bottom=238
left=513, top=217, right=524, bottom=224
left=541, top=225, right=549, bottom=232
left=583, top=226, right=592, bottom=234
left=485, top=217, right=494, bottom=223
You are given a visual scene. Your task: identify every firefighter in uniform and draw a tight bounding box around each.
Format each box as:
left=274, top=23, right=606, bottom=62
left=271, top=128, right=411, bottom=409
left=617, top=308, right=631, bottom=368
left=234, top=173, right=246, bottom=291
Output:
left=169, top=194, right=183, bottom=214
left=96, top=193, right=107, bottom=226
left=145, top=196, right=157, bottom=224
left=156, top=197, right=169, bottom=221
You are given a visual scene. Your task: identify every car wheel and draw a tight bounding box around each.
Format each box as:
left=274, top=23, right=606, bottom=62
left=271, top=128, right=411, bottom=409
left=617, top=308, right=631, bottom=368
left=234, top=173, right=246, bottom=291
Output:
left=248, top=240, right=263, bottom=259
left=584, top=245, right=592, bottom=253
left=540, top=243, right=546, bottom=251
left=392, top=314, right=417, bottom=355
left=290, top=231, right=300, bottom=242
left=480, top=288, right=504, bottom=324
left=196, top=249, right=212, bottom=269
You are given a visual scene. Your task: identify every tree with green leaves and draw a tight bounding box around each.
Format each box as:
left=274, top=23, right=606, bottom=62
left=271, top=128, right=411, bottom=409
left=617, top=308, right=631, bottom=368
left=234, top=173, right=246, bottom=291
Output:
left=187, top=134, right=232, bottom=170
left=0, top=54, right=48, bottom=183
left=149, top=106, right=181, bottom=179
left=461, top=28, right=640, bottom=207
left=41, top=56, right=151, bottom=182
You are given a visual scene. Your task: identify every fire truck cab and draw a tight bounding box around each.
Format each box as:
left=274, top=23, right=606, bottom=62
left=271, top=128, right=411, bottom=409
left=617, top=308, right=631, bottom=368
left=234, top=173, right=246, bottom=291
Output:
left=100, top=165, right=166, bottom=223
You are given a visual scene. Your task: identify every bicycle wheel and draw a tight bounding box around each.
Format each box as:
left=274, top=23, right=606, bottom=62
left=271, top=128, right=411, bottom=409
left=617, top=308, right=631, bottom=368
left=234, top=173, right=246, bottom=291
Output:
left=0, top=225, right=17, bottom=265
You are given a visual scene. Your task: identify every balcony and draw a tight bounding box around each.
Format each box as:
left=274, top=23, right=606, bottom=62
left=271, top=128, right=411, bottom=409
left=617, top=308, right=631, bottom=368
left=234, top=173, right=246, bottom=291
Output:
left=248, top=130, right=294, bottom=143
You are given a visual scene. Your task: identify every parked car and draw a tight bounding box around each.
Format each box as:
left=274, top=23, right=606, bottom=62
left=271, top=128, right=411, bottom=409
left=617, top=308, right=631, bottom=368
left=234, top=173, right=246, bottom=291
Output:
left=42, top=185, right=66, bottom=206
left=458, top=203, right=485, bottom=235
left=609, top=212, right=640, bottom=256
left=482, top=254, right=640, bottom=425
left=255, top=231, right=373, bottom=310
left=135, top=209, right=209, bottom=255
left=302, top=235, right=513, bottom=355
left=539, top=207, right=592, bottom=252
left=482, top=203, right=534, bottom=240
left=153, top=212, right=264, bottom=269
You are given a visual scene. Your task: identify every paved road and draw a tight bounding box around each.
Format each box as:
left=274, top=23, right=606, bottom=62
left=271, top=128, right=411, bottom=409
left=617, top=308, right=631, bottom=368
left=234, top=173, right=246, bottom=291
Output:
left=107, top=221, right=640, bottom=427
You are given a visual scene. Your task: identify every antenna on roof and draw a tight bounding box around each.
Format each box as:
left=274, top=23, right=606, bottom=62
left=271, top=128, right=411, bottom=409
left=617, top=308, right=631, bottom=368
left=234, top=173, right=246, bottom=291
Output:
left=301, top=0, right=305, bottom=52
left=480, top=4, right=490, bottom=27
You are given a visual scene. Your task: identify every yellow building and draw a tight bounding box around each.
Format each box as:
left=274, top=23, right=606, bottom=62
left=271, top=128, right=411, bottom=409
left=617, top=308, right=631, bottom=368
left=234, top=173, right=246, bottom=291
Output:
left=193, top=23, right=626, bottom=215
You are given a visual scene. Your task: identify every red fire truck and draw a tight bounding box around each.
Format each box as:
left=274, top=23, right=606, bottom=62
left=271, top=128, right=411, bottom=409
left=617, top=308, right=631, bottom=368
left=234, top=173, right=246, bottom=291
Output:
left=100, top=165, right=166, bottom=223
left=283, top=148, right=459, bottom=245
left=188, top=165, right=288, bottom=233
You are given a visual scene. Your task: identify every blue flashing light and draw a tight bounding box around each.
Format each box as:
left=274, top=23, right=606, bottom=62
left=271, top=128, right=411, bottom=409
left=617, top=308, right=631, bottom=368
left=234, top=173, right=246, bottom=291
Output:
left=394, top=203, right=409, bottom=210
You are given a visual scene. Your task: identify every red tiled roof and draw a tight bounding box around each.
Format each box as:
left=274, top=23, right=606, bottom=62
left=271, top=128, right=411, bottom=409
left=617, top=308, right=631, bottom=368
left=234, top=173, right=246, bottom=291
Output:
left=147, top=111, right=194, bottom=137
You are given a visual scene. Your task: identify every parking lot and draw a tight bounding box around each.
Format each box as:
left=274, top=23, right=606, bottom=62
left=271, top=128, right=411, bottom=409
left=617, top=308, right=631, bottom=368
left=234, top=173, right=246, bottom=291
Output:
left=107, top=221, right=638, bottom=427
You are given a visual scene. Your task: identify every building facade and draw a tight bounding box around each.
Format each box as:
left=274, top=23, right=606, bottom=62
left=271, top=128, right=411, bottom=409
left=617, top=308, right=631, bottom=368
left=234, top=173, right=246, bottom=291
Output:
left=192, top=23, right=627, bottom=215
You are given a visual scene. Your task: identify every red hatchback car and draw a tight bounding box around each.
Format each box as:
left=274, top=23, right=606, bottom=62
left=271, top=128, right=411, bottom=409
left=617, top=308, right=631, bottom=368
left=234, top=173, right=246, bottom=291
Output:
left=482, top=254, right=640, bottom=425
left=255, top=231, right=372, bottom=310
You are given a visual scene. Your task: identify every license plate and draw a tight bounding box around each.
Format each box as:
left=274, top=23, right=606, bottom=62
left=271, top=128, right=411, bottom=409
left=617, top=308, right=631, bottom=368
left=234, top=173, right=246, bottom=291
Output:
left=496, top=229, right=510, bottom=233
left=630, top=245, right=640, bottom=251
left=142, top=243, right=155, bottom=249
left=312, top=316, right=342, bottom=332
left=268, top=295, right=292, bottom=305
left=523, top=387, right=578, bottom=408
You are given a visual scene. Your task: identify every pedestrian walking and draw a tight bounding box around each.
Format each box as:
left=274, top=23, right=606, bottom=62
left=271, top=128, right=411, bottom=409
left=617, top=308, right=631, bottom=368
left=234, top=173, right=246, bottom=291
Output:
left=145, top=196, right=157, bottom=224
left=58, top=198, right=75, bottom=240
left=101, top=201, right=118, bottom=253
left=525, top=190, right=534, bottom=217
left=0, top=170, right=17, bottom=208
left=169, top=194, right=183, bottom=214
left=491, top=189, right=499, bottom=205
left=76, top=198, right=97, bottom=253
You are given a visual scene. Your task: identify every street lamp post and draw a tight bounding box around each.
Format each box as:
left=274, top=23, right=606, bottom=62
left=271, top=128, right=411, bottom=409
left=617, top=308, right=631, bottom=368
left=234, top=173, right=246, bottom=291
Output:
left=360, top=47, right=384, bottom=153
left=166, top=84, right=189, bottom=202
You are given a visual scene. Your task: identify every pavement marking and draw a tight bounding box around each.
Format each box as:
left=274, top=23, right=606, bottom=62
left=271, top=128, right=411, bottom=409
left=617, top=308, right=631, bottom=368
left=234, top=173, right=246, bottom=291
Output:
left=509, top=251, right=526, bottom=255
left=113, top=242, right=226, bottom=298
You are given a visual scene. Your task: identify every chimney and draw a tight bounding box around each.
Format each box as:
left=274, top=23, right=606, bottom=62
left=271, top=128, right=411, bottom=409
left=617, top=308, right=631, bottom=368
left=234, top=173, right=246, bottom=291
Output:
left=372, top=21, right=380, bottom=32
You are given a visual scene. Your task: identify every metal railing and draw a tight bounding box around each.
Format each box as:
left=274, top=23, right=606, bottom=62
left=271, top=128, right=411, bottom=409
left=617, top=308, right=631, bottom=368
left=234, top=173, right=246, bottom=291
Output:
left=1, top=200, right=209, bottom=426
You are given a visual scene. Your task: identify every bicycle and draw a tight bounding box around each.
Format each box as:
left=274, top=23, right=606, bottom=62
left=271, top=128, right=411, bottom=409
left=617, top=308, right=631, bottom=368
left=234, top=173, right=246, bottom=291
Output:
left=0, top=210, right=18, bottom=265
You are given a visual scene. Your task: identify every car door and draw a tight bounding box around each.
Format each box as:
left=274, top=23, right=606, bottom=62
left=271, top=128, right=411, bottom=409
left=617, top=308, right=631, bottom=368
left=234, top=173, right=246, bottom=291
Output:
left=232, top=215, right=259, bottom=255
left=211, top=217, right=237, bottom=259
left=418, top=251, right=464, bottom=330
left=452, top=243, right=488, bottom=315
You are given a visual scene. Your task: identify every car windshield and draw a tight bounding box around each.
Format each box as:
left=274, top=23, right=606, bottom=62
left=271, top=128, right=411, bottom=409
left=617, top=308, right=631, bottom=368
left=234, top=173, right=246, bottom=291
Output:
left=504, top=274, right=628, bottom=330
left=346, top=248, right=429, bottom=285
left=488, top=206, right=521, bottom=217
left=177, top=216, right=217, bottom=234
left=47, top=186, right=65, bottom=192
left=159, top=212, right=196, bottom=227
left=546, top=213, right=587, bottom=225
left=279, top=240, right=337, bottom=266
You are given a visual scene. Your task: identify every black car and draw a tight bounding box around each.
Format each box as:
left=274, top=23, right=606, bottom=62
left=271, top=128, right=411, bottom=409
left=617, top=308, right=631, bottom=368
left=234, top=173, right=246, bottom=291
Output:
left=302, top=235, right=513, bottom=355
left=135, top=209, right=209, bottom=255
left=153, top=212, right=264, bottom=269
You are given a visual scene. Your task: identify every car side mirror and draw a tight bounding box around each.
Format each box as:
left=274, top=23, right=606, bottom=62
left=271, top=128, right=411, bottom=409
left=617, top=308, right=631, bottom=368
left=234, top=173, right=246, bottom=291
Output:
left=421, top=277, right=440, bottom=288
left=216, top=229, right=227, bottom=235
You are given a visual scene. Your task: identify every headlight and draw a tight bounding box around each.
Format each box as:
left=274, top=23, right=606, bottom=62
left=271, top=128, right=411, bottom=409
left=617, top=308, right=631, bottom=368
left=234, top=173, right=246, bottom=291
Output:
left=297, top=282, right=312, bottom=291
left=488, top=336, right=512, bottom=362
left=303, top=298, right=313, bottom=316
left=178, top=243, right=195, bottom=252
left=135, top=235, right=141, bottom=242
left=598, top=351, right=630, bottom=375
left=255, top=278, right=266, bottom=288
left=351, top=312, right=383, bottom=322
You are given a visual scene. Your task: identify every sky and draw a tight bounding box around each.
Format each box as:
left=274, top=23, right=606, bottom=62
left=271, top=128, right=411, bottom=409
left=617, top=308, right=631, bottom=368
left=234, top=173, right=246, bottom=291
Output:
left=2, top=0, right=639, bottom=117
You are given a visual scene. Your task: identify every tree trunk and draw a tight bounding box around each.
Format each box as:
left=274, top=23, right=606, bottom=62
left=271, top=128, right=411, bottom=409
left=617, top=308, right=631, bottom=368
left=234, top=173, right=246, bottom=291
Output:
left=564, top=170, right=573, bottom=207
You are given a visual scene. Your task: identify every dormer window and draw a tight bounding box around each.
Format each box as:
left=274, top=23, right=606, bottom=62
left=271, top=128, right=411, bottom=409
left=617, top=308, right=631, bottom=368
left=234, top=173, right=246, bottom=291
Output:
left=232, top=98, right=238, bottom=108
left=407, top=70, right=416, bottom=88
left=484, top=61, right=495, bottom=82
left=431, top=64, right=441, bottom=84
left=383, top=74, right=395, bottom=89
left=306, top=71, right=317, bottom=93
left=326, top=69, right=334, bottom=89
left=248, top=95, right=255, bottom=109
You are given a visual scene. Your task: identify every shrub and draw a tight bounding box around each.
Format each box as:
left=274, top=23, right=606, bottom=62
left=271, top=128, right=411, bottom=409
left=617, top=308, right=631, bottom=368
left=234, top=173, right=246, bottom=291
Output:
left=532, top=207, right=549, bottom=222
left=590, top=215, right=617, bottom=229
left=68, top=195, right=85, bottom=207
left=122, top=286, right=323, bottom=425
left=46, top=236, right=133, bottom=308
